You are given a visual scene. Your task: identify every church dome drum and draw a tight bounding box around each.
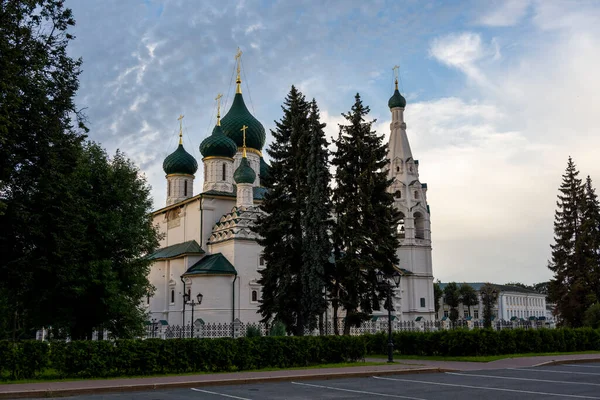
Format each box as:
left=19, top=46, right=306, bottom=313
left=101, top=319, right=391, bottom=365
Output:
left=200, top=125, right=238, bottom=159
left=163, top=144, right=198, bottom=175
left=221, top=93, right=266, bottom=151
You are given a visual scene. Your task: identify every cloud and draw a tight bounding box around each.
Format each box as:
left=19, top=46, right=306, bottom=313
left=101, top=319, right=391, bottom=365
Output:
left=478, top=0, right=530, bottom=27
left=429, top=32, right=498, bottom=88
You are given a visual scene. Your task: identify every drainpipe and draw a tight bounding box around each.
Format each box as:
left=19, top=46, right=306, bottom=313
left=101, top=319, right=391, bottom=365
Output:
left=180, top=275, right=186, bottom=327
left=232, top=274, right=238, bottom=337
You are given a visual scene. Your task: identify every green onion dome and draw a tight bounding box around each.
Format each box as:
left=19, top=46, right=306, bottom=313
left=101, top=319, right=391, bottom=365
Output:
left=233, top=157, right=256, bottom=184
left=200, top=124, right=238, bottom=158
left=388, top=88, right=406, bottom=109
left=259, top=157, right=270, bottom=183
left=221, top=93, right=266, bottom=150
left=163, top=144, right=198, bottom=175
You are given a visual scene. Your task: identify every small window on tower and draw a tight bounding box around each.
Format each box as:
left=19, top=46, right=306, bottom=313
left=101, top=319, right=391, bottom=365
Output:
left=396, top=166, right=400, bottom=172
left=170, top=289, right=175, bottom=304
left=414, top=191, right=419, bottom=199
left=222, top=163, right=226, bottom=181
left=420, top=297, right=426, bottom=308
left=251, top=290, right=258, bottom=302
left=184, top=180, right=188, bottom=196
left=259, top=255, right=265, bottom=266
left=394, top=190, right=402, bottom=199
left=168, top=181, right=171, bottom=196
left=147, top=295, right=150, bottom=305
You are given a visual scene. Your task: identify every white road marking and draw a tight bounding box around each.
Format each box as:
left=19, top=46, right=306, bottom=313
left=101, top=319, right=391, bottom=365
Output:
left=508, top=368, right=600, bottom=376
left=291, top=381, right=427, bottom=399
left=566, top=364, right=600, bottom=369
left=373, top=376, right=600, bottom=399
left=191, top=388, right=252, bottom=400
left=446, top=371, right=600, bottom=386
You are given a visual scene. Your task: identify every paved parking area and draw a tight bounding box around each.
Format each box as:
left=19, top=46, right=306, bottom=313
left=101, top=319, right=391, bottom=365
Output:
left=35, top=363, right=600, bottom=399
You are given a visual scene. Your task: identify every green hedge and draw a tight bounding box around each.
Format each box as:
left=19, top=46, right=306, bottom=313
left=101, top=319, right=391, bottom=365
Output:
left=364, top=327, right=600, bottom=356
left=1, top=328, right=599, bottom=381
left=0, top=335, right=366, bottom=380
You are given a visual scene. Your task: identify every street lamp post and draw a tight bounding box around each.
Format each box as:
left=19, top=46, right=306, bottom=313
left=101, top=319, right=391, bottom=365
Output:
left=376, top=270, right=402, bottom=363
left=183, top=292, right=203, bottom=338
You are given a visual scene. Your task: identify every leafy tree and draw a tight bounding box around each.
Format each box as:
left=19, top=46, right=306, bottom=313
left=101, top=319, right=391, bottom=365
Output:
left=505, top=282, right=534, bottom=291
left=433, top=281, right=443, bottom=317
left=0, top=0, right=86, bottom=339
left=480, top=283, right=498, bottom=329
left=443, top=282, right=460, bottom=322
left=533, top=282, right=550, bottom=296
left=255, top=86, right=311, bottom=335
left=331, top=94, right=400, bottom=335
left=583, top=303, right=600, bottom=329
left=301, top=99, right=331, bottom=333
left=459, top=283, right=478, bottom=318
left=0, top=2, right=160, bottom=340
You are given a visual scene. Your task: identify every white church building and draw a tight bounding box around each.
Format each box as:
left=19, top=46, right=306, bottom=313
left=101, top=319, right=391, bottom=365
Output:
left=146, top=54, right=435, bottom=327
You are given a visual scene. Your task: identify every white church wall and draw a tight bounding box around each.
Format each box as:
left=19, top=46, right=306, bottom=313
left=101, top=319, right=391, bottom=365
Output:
left=186, top=275, right=237, bottom=324
left=231, top=240, right=263, bottom=323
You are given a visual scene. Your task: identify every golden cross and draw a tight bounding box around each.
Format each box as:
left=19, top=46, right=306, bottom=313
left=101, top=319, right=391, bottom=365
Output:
left=235, top=47, right=243, bottom=93
left=215, top=93, right=223, bottom=121
left=241, top=124, right=248, bottom=157
left=178, top=114, right=184, bottom=144
left=241, top=125, right=248, bottom=146
left=392, top=65, right=400, bottom=89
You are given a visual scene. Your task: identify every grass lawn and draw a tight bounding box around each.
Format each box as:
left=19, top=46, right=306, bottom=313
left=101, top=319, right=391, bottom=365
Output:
left=368, top=350, right=600, bottom=363
left=0, top=361, right=388, bottom=385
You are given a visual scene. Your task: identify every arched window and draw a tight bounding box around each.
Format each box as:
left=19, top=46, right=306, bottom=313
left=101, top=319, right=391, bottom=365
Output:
left=170, top=289, right=175, bottom=304
left=222, top=163, right=226, bottom=181
left=394, top=190, right=402, bottom=199
left=168, top=181, right=171, bottom=196
left=147, top=295, right=150, bottom=305
left=184, top=180, right=188, bottom=196
left=251, top=290, right=258, bottom=302
left=397, top=212, right=405, bottom=239
left=259, top=256, right=265, bottom=266
left=414, top=191, right=419, bottom=199
left=414, top=211, right=425, bottom=239
left=396, top=166, right=400, bottom=172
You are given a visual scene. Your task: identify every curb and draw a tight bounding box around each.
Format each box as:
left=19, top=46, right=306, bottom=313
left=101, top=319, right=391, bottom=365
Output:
left=532, top=357, right=600, bottom=367
left=0, top=367, right=449, bottom=399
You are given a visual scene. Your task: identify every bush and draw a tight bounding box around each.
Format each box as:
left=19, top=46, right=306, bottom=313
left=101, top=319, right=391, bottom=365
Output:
left=246, top=325, right=262, bottom=338
left=269, top=321, right=287, bottom=336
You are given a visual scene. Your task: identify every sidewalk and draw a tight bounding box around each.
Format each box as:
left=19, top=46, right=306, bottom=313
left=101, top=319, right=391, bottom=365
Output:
left=1, top=353, right=599, bottom=399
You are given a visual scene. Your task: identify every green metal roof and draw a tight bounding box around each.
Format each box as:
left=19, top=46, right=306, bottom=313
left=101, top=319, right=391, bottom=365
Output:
left=438, top=282, right=540, bottom=294
left=163, top=144, right=198, bottom=175
left=221, top=93, right=266, bottom=150
left=259, top=157, right=270, bottom=185
left=185, top=253, right=237, bottom=276
left=202, top=186, right=267, bottom=200
left=234, top=157, right=256, bottom=184
left=147, top=240, right=204, bottom=260
left=200, top=124, right=238, bottom=159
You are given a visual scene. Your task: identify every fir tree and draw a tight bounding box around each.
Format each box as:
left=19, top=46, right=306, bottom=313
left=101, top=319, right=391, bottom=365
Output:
left=254, top=86, right=310, bottom=335
left=578, top=176, right=600, bottom=305
left=331, top=93, right=400, bottom=335
left=548, top=157, right=585, bottom=326
left=301, top=100, right=331, bottom=332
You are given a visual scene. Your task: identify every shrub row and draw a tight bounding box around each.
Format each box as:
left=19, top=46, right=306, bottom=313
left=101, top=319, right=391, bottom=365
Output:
left=0, top=335, right=366, bottom=380
left=364, top=327, right=600, bottom=356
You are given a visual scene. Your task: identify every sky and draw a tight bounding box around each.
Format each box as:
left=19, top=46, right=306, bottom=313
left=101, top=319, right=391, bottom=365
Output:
left=65, top=0, right=600, bottom=285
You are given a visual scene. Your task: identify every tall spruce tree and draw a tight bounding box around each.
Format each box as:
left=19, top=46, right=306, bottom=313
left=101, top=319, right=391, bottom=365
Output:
left=331, top=93, right=400, bottom=335
left=578, top=176, right=600, bottom=306
left=548, top=157, right=586, bottom=326
left=301, top=100, right=331, bottom=332
left=254, top=86, right=310, bottom=335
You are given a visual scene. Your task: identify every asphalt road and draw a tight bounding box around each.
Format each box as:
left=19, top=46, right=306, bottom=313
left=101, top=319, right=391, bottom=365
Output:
left=35, top=363, right=600, bottom=400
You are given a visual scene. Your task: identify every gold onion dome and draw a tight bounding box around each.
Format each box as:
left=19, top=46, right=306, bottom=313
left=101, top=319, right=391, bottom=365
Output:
left=200, top=124, right=238, bottom=158
left=221, top=93, right=266, bottom=151
left=163, top=144, right=198, bottom=175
